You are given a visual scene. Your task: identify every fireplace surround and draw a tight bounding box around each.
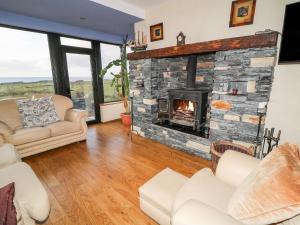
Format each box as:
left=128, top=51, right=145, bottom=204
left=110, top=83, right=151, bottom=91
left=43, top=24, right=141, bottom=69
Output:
left=128, top=33, right=278, bottom=159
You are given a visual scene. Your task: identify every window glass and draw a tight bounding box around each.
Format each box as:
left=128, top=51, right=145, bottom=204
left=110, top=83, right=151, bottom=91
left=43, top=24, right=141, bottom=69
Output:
left=100, top=43, right=122, bottom=102
left=61, top=37, right=91, bottom=48
left=0, top=27, right=54, bottom=100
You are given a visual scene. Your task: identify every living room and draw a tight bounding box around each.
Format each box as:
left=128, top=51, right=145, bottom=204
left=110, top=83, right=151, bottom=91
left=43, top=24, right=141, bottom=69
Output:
left=0, top=0, right=300, bottom=225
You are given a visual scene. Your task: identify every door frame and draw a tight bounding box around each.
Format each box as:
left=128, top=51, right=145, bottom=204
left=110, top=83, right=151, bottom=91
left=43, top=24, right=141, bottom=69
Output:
left=61, top=45, right=101, bottom=124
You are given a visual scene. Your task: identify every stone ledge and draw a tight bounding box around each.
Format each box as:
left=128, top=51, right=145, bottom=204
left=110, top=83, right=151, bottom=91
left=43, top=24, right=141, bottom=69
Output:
left=211, top=100, right=232, bottom=111
left=212, top=91, right=228, bottom=95
left=250, top=57, right=276, bottom=67
left=224, top=114, right=241, bottom=122
left=196, top=76, right=205, bottom=82
left=214, top=66, right=231, bottom=71
left=247, top=81, right=257, bottom=93
left=163, top=72, right=172, bottom=78
left=186, top=140, right=210, bottom=153
left=143, top=99, right=157, bottom=105
left=137, top=107, right=146, bottom=113
left=210, top=121, right=220, bottom=130
left=197, top=62, right=214, bottom=69
left=130, top=89, right=141, bottom=96
left=242, top=114, right=263, bottom=125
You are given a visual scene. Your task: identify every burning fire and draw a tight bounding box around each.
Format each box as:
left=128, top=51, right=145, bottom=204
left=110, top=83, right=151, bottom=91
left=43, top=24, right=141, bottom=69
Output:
left=177, top=100, right=194, bottom=112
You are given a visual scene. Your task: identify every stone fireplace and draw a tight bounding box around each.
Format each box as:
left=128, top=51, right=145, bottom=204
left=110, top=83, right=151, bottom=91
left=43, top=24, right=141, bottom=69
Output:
left=128, top=33, right=278, bottom=159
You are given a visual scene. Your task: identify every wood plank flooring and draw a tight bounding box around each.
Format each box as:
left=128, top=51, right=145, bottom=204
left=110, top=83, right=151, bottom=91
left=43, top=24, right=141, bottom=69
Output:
left=24, top=120, right=211, bottom=225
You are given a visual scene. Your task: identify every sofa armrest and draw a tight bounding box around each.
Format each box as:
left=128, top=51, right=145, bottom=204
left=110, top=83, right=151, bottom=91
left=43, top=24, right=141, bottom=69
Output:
left=215, top=150, right=260, bottom=187
left=65, top=109, right=88, bottom=123
left=0, top=121, right=13, bottom=143
left=172, top=200, right=244, bottom=225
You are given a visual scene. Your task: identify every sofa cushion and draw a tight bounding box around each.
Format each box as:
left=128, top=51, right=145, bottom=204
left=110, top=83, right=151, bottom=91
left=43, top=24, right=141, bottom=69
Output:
left=139, top=168, right=188, bottom=215
left=52, top=95, right=73, bottom=121
left=46, top=121, right=81, bottom=137
left=228, top=143, right=300, bottom=225
left=0, top=100, right=22, bottom=131
left=8, top=127, right=51, bottom=146
left=0, top=182, right=17, bottom=225
left=0, top=162, right=50, bottom=222
left=172, top=168, right=235, bottom=215
left=17, top=96, right=59, bottom=128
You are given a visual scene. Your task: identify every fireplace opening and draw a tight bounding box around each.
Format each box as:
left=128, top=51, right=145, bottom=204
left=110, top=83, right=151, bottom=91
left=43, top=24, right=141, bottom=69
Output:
left=172, top=99, right=196, bottom=123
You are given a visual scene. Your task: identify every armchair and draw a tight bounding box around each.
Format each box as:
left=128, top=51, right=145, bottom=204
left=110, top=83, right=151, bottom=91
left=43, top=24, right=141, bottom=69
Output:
left=140, top=150, right=300, bottom=225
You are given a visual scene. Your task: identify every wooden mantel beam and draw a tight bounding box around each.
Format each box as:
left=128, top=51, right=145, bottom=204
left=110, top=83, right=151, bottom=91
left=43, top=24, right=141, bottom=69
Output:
left=127, top=32, right=278, bottom=60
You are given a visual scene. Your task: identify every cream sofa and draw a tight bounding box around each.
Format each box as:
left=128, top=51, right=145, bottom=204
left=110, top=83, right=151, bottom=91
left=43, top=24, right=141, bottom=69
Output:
left=0, top=144, right=50, bottom=225
left=139, top=151, right=300, bottom=225
left=0, top=95, right=88, bottom=157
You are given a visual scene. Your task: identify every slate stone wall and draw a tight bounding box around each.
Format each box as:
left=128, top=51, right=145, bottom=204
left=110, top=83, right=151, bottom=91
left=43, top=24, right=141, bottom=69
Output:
left=129, top=47, right=277, bottom=159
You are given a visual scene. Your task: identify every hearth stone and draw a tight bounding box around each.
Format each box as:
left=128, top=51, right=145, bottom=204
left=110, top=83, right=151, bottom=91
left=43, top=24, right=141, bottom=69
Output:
left=129, top=47, right=277, bottom=158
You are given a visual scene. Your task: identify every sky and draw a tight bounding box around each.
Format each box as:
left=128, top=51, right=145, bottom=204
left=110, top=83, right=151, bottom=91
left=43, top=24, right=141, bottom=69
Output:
left=0, top=26, right=121, bottom=79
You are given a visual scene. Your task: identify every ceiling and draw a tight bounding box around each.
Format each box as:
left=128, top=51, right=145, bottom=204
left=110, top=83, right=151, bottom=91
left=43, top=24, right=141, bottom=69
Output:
left=0, top=0, right=147, bottom=38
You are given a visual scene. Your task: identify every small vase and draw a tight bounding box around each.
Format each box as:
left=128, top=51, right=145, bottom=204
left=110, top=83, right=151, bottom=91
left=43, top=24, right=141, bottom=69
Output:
left=232, top=89, right=238, bottom=95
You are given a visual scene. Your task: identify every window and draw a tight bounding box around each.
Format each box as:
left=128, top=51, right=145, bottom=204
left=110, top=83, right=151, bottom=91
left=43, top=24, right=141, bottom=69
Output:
left=61, top=37, right=91, bottom=48
left=0, top=27, right=53, bottom=100
left=100, top=43, right=121, bottom=102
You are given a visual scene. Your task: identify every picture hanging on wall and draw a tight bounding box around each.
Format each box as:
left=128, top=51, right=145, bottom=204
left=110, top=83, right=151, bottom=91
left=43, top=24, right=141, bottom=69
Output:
left=229, top=0, right=256, bottom=27
left=150, top=23, right=164, bottom=42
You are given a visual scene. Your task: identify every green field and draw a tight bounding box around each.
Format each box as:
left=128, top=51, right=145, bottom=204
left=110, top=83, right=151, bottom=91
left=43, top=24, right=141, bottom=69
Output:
left=0, top=79, right=120, bottom=102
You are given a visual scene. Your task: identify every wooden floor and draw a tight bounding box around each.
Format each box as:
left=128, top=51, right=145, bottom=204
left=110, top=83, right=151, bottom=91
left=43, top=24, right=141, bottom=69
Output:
left=24, top=120, right=211, bottom=225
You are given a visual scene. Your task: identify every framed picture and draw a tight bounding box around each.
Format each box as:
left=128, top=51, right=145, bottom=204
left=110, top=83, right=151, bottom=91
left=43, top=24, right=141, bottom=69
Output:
left=229, top=0, right=256, bottom=27
left=150, top=23, right=164, bottom=42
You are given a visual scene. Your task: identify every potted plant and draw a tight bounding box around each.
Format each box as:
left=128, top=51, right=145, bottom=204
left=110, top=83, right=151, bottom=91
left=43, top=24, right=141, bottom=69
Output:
left=100, top=37, right=131, bottom=126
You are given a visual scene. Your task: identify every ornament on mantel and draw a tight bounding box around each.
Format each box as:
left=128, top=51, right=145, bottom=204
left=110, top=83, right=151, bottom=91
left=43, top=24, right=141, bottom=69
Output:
left=128, top=31, right=148, bottom=52
left=176, top=32, right=186, bottom=46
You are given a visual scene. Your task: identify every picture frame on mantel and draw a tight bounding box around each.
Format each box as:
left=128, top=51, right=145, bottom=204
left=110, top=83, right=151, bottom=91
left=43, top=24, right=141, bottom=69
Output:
left=150, top=23, right=164, bottom=42
left=229, top=0, right=256, bottom=27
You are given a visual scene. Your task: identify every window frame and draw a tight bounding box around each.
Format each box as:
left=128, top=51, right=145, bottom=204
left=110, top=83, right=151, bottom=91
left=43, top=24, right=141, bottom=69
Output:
left=100, top=42, right=123, bottom=104
left=0, top=23, right=124, bottom=121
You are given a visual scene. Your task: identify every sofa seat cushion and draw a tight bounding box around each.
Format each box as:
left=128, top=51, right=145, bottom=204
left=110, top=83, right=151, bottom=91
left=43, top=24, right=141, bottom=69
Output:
left=0, top=162, right=50, bottom=222
left=172, top=168, right=235, bottom=215
left=139, top=168, right=188, bottom=225
left=45, top=121, right=81, bottom=137
left=8, top=127, right=51, bottom=146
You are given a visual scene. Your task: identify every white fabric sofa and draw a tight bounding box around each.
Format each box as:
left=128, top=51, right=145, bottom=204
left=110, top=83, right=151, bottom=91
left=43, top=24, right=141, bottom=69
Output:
left=0, top=95, right=88, bottom=157
left=0, top=144, right=50, bottom=225
left=139, top=150, right=300, bottom=225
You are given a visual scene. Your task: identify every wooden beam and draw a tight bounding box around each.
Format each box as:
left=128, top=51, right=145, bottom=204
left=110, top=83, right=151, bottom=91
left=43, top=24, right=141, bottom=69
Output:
left=127, top=32, right=278, bottom=60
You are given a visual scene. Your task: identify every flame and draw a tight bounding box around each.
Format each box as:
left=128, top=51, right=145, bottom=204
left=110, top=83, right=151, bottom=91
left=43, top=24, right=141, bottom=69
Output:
left=188, top=101, right=194, bottom=111
left=177, top=100, right=194, bottom=112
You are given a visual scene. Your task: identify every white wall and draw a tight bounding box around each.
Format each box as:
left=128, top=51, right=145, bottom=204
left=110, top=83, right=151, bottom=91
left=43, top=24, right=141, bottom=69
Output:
left=135, top=0, right=300, bottom=145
